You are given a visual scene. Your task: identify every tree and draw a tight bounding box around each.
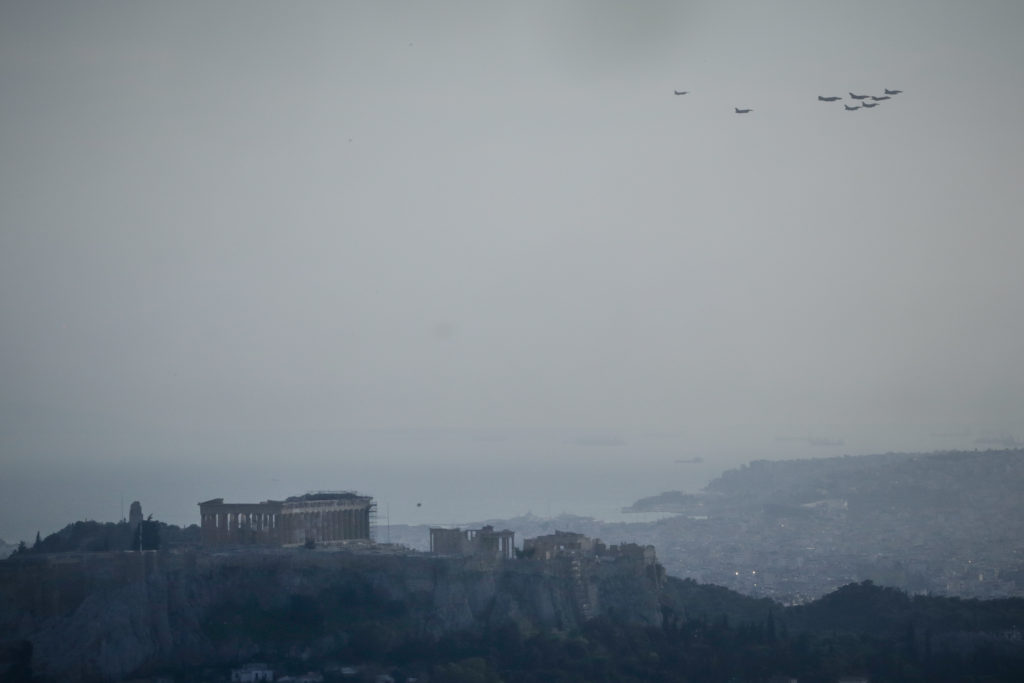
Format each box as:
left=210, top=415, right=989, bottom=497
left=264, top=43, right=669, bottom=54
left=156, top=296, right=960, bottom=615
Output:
left=132, top=519, right=161, bottom=551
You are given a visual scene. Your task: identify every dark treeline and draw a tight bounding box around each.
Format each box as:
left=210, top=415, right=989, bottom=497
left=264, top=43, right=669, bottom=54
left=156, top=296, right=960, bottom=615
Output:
left=11, top=519, right=198, bottom=555
left=158, top=577, right=1024, bottom=683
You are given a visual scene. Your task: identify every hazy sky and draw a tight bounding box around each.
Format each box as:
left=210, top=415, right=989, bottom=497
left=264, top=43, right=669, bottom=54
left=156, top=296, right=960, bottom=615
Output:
left=2, top=1, right=1023, bottom=542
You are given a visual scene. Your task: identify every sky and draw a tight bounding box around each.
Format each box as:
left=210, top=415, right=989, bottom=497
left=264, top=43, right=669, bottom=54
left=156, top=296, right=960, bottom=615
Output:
left=2, top=1, right=1023, bottom=543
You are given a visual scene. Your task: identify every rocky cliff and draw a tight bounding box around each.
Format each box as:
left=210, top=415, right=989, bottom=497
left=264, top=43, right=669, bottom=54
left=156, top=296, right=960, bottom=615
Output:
left=0, top=546, right=663, bottom=682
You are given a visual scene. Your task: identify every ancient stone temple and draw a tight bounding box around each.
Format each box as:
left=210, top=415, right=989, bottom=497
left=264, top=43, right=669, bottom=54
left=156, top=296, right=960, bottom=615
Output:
left=429, top=525, right=515, bottom=560
left=198, top=492, right=374, bottom=546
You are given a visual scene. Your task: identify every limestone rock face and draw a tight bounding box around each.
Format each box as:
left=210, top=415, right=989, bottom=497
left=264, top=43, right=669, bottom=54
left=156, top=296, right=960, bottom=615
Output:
left=0, top=549, right=664, bottom=682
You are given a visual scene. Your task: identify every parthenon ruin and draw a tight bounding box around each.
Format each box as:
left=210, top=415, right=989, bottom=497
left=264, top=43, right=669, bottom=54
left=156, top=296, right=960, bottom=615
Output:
left=198, top=492, right=374, bottom=546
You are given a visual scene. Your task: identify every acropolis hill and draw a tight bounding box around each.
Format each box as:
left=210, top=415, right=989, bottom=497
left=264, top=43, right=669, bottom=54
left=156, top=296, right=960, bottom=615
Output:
left=0, top=509, right=663, bottom=682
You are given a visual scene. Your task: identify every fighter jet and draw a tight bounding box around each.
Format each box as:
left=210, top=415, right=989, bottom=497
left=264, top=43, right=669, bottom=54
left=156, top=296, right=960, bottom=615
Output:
left=884, top=88, right=903, bottom=95
left=861, top=101, right=878, bottom=108
left=849, top=92, right=870, bottom=100
left=844, top=104, right=860, bottom=111
left=735, top=107, right=752, bottom=114
left=674, top=90, right=689, bottom=95
left=870, top=95, right=891, bottom=101
left=818, top=96, right=842, bottom=102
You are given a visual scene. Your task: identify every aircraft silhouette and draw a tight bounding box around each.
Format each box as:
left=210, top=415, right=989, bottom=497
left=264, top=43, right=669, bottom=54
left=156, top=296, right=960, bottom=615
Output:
left=884, top=88, right=903, bottom=95
left=849, top=92, right=870, bottom=100
left=861, top=101, right=878, bottom=108
left=871, top=95, right=891, bottom=101
left=674, top=90, right=689, bottom=95
left=735, top=107, right=752, bottom=114
left=818, top=96, right=842, bottom=102
left=844, top=104, right=860, bottom=111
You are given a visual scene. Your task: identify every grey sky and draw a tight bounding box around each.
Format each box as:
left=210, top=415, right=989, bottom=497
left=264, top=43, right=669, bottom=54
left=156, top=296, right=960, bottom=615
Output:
left=2, top=2, right=1023, bottom=542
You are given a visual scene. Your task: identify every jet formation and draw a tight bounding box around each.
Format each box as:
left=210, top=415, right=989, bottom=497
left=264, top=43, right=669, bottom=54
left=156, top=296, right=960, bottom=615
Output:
left=673, top=87, right=904, bottom=113
left=834, top=87, right=903, bottom=111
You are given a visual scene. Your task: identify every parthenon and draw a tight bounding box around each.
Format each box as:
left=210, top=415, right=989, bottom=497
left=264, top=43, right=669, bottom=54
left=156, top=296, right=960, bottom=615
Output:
left=198, top=492, right=374, bottom=546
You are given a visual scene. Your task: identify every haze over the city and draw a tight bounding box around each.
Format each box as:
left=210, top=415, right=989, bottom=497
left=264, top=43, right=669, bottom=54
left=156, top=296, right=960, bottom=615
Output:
left=2, top=1, right=1023, bottom=543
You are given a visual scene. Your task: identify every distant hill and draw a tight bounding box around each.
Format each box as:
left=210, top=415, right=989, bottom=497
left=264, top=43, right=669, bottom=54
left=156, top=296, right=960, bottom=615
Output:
left=627, top=449, right=1024, bottom=601
left=629, top=449, right=1024, bottom=516
left=0, top=539, right=16, bottom=560
left=704, top=449, right=1024, bottom=516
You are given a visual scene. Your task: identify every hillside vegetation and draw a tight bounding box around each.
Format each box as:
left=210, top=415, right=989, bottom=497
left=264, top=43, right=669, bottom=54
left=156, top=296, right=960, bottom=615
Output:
left=4, top=549, right=1024, bottom=682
